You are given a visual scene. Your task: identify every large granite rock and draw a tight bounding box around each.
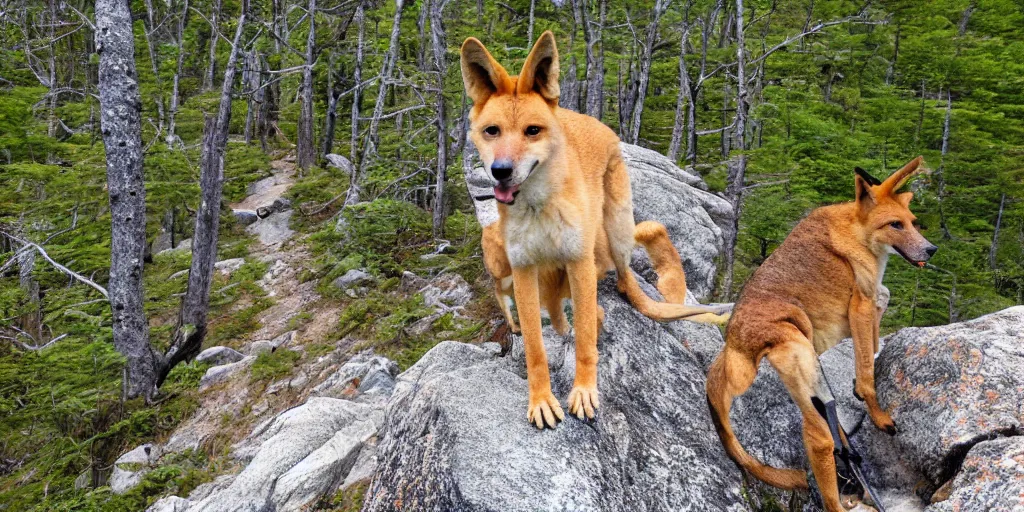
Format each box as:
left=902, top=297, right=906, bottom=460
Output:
left=186, top=398, right=383, bottom=512
left=363, top=279, right=751, bottom=512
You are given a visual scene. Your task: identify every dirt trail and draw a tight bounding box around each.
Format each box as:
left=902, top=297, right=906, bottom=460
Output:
left=230, top=158, right=296, bottom=211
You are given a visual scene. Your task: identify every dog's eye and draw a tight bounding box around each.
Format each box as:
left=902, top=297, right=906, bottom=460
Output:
left=524, top=126, right=542, bottom=136
left=889, top=221, right=904, bottom=230
left=483, top=126, right=500, bottom=137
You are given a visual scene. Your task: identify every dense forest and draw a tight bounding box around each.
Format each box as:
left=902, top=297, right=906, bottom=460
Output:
left=0, top=0, right=1022, bottom=509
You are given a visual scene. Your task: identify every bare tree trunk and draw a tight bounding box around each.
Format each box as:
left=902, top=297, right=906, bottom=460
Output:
left=322, top=53, right=338, bottom=157
left=96, top=0, right=159, bottom=400
left=350, top=0, right=366, bottom=167
left=580, top=0, right=606, bottom=119
left=162, top=13, right=246, bottom=386
left=349, top=0, right=406, bottom=205
left=204, top=0, right=222, bottom=91
left=560, top=13, right=580, bottom=112
left=142, top=0, right=165, bottom=135
left=243, top=51, right=262, bottom=144
left=627, top=0, right=669, bottom=145
left=416, top=0, right=429, bottom=71
left=364, top=0, right=405, bottom=155
left=886, top=23, right=899, bottom=85
left=18, top=248, right=41, bottom=342
left=297, top=0, right=318, bottom=172
left=167, top=0, right=190, bottom=147
left=721, top=0, right=747, bottom=300
left=989, top=192, right=1005, bottom=270
left=527, top=0, right=536, bottom=44
left=668, top=7, right=692, bottom=162
left=430, top=0, right=450, bottom=237
left=936, top=89, right=953, bottom=239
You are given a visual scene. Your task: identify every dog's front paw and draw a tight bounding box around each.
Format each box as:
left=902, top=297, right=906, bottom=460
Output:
left=567, top=385, right=599, bottom=420
left=527, top=390, right=564, bottom=429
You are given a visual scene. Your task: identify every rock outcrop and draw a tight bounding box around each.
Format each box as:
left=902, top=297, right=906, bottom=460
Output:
left=364, top=280, right=750, bottom=512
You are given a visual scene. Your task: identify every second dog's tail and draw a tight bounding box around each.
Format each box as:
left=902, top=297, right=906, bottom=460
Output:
left=623, top=221, right=731, bottom=324
left=706, top=348, right=809, bottom=490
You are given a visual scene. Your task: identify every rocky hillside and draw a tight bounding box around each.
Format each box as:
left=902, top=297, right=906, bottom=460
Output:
left=120, top=146, right=1021, bottom=512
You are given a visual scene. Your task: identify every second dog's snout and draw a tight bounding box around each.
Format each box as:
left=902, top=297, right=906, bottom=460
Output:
left=491, top=160, right=513, bottom=181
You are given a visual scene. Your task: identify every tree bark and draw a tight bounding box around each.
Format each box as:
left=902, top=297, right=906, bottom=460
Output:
left=580, top=0, right=606, bottom=119
left=243, top=50, right=262, bottom=144
left=297, top=0, right=318, bottom=172
left=627, top=0, right=670, bottom=145
left=322, top=52, right=338, bottom=157
left=668, top=5, right=693, bottom=162
left=96, top=0, right=159, bottom=400
left=167, top=0, right=190, bottom=147
left=527, top=0, right=536, bottom=44
left=430, top=0, right=450, bottom=237
left=162, top=13, right=247, bottom=386
left=204, top=0, right=222, bottom=91
left=721, top=0, right=747, bottom=300
left=350, top=0, right=366, bottom=168
left=142, top=0, right=166, bottom=135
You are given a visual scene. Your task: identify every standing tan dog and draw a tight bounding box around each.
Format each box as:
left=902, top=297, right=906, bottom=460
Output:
left=706, top=157, right=936, bottom=511
left=463, top=32, right=730, bottom=429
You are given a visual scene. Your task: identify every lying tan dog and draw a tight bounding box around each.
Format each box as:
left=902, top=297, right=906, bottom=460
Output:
left=462, top=32, right=730, bottom=429
left=706, top=157, right=936, bottom=511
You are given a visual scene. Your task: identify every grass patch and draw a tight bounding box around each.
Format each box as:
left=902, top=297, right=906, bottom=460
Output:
left=250, top=349, right=301, bottom=383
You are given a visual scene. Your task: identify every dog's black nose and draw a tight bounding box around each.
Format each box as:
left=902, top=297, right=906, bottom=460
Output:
left=491, top=160, right=513, bottom=181
left=925, top=245, right=938, bottom=257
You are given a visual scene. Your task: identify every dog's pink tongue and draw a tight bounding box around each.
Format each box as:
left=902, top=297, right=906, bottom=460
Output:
left=494, top=184, right=519, bottom=203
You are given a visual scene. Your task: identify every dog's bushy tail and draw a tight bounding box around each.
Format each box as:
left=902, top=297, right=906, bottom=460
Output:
left=624, top=221, right=731, bottom=325
left=706, top=348, right=809, bottom=490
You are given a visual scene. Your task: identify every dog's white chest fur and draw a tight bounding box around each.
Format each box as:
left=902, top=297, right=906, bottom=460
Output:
left=503, top=206, right=583, bottom=268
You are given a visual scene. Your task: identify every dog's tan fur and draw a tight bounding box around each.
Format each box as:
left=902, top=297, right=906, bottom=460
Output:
left=706, top=157, right=936, bottom=512
left=464, top=32, right=729, bottom=429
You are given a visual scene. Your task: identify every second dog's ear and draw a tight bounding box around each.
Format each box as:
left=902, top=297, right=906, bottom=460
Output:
left=855, top=172, right=877, bottom=214
left=461, top=37, right=513, bottom=106
left=517, top=31, right=560, bottom=106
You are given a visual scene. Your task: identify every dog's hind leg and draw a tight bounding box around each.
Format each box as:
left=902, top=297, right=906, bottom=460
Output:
left=707, top=344, right=808, bottom=490
left=495, top=280, right=519, bottom=334
left=767, top=337, right=848, bottom=512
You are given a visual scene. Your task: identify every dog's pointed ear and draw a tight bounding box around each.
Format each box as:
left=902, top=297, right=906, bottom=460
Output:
left=461, top=37, right=513, bottom=106
left=517, top=31, right=560, bottom=106
left=855, top=172, right=877, bottom=213
left=895, top=191, right=914, bottom=208
left=878, top=156, right=927, bottom=197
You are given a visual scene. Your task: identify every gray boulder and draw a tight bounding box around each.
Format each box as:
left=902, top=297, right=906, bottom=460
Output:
left=418, top=272, right=472, bottom=310
left=195, top=346, right=245, bottom=366
left=199, top=356, right=255, bottom=391
left=214, top=258, right=246, bottom=276
left=110, top=443, right=163, bottom=494
left=312, top=352, right=400, bottom=403
left=246, top=210, right=294, bottom=246
left=325, top=153, right=355, bottom=175
left=232, top=209, right=259, bottom=226
left=364, top=279, right=751, bottom=512
left=332, top=268, right=374, bottom=291
left=187, top=398, right=384, bottom=512
left=926, top=436, right=1024, bottom=512
left=867, top=306, right=1024, bottom=499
